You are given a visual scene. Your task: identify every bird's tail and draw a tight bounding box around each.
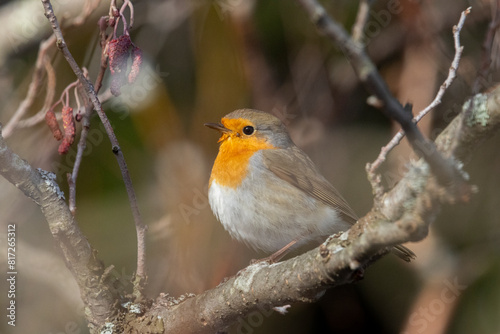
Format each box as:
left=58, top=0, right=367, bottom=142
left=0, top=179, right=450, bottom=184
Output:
left=392, top=245, right=416, bottom=262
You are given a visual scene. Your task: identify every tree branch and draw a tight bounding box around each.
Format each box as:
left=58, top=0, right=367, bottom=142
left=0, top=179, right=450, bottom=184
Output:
left=295, top=0, right=466, bottom=189
left=0, top=1, right=497, bottom=332
left=2, top=0, right=101, bottom=136
left=2, top=83, right=498, bottom=333
left=472, top=1, right=500, bottom=94
left=2, top=36, right=55, bottom=138
left=41, top=0, right=147, bottom=293
left=352, top=0, right=374, bottom=42
left=139, top=85, right=500, bottom=333
left=0, top=124, right=119, bottom=330
left=367, top=7, right=470, bottom=196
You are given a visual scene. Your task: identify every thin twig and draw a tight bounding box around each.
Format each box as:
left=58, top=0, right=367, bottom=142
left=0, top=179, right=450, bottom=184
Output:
left=17, top=55, right=58, bottom=129
left=126, top=0, right=135, bottom=29
left=63, top=79, right=79, bottom=106
left=69, top=0, right=101, bottom=26
left=28, top=77, right=80, bottom=125
left=352, top=0, right=374, bottom=42
left=112, top=0, right=132, bottom=37
left=120, top=0, right=133, bottom=34
left=68, top=69, right=91, bottom=216
left=4, top=0, right=101, bottom=137
left=67, top=108, right=91, bottom=215
left=42, top=56, right=57, bottom=112
left=74, top=85, right=82, bottom=114
left=2, top=36, right=55, bottom=138
left=117, top=2, right=129, bottom=36
left=41, top=0, right=147, bottom=294
left=472, top=1, right=500, bottom=94
left=67, top=11, right=117, bottom=216
left=296, top=0, right=463, bottom=189
left=95, top=16, right=113, bottom=93
left=366, top=7, right=471, bottom=190
left=63, top=1, right=116, bottom=217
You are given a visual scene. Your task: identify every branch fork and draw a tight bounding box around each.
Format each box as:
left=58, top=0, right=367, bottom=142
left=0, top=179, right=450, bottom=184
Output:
left=40, top=0, right=147, bottom=296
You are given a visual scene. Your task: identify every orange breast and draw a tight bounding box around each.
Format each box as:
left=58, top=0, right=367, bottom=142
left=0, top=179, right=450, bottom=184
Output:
left=210, top=135, right=275, bottom=189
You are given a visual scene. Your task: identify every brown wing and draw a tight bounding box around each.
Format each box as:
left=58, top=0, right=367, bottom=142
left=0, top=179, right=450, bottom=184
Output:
left=262, top=148, right=416, bottom=262
left=262, top=147, right=358, bottom=225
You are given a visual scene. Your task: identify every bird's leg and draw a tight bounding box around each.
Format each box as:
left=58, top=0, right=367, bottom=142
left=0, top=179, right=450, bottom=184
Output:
left=252, top=239, right=298, bottom=264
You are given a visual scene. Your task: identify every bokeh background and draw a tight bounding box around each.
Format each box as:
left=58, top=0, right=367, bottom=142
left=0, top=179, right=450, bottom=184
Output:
left=1, top=0, right=500, bottom=333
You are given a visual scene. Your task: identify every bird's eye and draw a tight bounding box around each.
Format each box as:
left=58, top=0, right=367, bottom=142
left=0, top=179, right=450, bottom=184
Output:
left=242, top=126, right=255, bottom=135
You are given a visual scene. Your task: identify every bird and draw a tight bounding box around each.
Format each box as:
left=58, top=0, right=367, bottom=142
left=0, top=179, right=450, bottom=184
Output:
left=205, top=109, right=414, bottom=263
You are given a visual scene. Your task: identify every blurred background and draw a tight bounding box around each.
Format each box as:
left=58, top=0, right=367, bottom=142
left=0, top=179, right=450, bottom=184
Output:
left=0, top=0, right=499, bottom=333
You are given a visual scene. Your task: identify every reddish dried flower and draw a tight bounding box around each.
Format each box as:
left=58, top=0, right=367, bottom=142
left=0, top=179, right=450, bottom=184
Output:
left=128, top=46, right=143, bottom=84
left=58, top=136, right=74, bottom=155
left=108, top=35, right=131, bottom=75
left=45, top=109, right=63, bottom=141
left=62, top=106, right=75, bottom=136
left=58, top=106, right=76, bottom=155
left=108, top=35, right=132, bottom=96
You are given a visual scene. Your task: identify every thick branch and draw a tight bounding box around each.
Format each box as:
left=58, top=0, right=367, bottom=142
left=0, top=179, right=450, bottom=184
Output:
left=4, top=83, right=497, bottom=333
left=144, top=86, right=500, bottom=333
left=0, top=125, right=118, bottom=330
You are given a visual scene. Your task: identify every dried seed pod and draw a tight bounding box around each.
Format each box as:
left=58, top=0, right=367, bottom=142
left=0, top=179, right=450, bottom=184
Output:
left=128, top=46, right=143, bottom=84
left=58, top=106, right=76, bottom=155
left=45, top=109, right=63, bottom=141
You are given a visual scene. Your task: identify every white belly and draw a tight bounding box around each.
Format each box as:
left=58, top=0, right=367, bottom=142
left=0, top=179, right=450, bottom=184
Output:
left=208, top=166, right=349, bottom=253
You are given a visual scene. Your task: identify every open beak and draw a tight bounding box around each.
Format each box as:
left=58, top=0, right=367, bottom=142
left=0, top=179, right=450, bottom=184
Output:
left=204, top=122, right=231, bottom=133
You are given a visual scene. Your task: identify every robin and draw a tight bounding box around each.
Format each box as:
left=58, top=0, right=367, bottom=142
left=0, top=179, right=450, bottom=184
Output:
left=205, top=109, right=414, bottom=262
